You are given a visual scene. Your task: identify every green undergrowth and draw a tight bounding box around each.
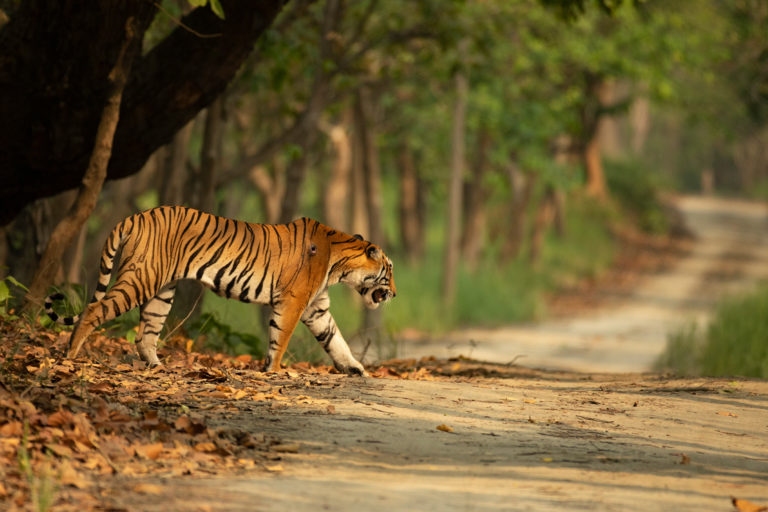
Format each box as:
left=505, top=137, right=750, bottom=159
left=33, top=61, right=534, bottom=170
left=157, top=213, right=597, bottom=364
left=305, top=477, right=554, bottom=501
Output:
left=656, top=283, right=768, bottom=378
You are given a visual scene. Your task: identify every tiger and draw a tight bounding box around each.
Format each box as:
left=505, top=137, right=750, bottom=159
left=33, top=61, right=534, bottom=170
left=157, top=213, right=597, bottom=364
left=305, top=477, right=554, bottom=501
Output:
left=44, top=206, right=396, bottom=376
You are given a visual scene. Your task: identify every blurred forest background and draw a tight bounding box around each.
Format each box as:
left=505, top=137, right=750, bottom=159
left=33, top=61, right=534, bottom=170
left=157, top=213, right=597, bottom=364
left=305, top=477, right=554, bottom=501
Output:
left=1, top=0, right=767, bottom=364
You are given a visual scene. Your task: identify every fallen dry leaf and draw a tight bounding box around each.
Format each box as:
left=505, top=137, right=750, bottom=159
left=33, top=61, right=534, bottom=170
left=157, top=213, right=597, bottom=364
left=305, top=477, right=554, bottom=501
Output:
left=135, top=443, right=164, bottom=460
left=133, top=483, right=165, bottom=495
left=194, top=442, right=218, bottom=453
left=732, top=497, right=768, bottom=512
left=436, top=424, right=453, bottom=433
left=272, top=443, right=300, bottom=453
left=717, top=412, right=738, bottom=417
left=264, top=464, right=284, bottom=472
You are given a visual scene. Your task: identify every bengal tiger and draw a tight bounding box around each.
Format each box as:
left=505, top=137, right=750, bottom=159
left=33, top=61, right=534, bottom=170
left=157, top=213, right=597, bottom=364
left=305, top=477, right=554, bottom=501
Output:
left=44, top=206, right=396, bottom=375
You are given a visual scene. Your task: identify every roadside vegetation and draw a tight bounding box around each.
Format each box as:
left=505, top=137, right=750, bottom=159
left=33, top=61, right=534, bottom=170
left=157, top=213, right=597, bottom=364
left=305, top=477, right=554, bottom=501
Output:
left=657, top=283, right=768, bottom=379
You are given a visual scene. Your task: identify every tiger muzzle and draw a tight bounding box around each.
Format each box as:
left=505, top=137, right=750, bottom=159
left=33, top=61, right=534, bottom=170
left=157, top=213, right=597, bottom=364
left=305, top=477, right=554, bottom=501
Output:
left=372, top=288, right=391, bottom=304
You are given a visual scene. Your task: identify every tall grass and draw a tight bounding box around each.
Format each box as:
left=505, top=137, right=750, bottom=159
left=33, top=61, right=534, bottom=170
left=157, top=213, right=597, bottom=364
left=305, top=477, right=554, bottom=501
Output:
left=657, top=284, right=768, bottom=378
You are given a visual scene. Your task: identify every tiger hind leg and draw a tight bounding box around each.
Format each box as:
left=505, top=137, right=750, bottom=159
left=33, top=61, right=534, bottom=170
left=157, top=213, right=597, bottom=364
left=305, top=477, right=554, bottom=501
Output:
left=67, top=279, right=145, bottom=359
left=134, top=283, right=177, bottom=366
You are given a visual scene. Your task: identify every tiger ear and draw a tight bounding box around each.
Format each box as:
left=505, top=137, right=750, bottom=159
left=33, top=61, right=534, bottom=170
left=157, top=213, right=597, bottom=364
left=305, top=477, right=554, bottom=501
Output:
left=366, top=245, right=379, bottom=259
left=353, top=234, right=364, bottom=241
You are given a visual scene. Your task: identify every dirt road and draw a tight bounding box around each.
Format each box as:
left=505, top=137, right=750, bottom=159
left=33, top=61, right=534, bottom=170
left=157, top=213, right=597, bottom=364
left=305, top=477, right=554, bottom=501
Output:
left=402, top=195, right=768, bottom=372
left=107, top=196, right=768, bottom=511
left=113, top=367, right=768, bottom=511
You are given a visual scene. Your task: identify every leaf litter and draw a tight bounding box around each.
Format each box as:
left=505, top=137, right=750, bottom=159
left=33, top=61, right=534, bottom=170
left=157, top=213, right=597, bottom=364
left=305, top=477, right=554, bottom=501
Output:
left=0, top=317, right=402, bottom=511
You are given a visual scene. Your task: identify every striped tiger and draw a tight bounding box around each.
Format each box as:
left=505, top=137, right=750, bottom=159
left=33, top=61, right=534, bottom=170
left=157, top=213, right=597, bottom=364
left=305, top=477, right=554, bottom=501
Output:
left=44, top=206, right=396, bottom=375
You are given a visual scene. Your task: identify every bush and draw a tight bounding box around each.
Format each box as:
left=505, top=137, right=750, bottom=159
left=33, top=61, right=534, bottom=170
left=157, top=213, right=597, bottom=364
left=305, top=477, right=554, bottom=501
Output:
left=657, top=284, right=768, bottom=378
left=605, top=159, right=671, bottom=234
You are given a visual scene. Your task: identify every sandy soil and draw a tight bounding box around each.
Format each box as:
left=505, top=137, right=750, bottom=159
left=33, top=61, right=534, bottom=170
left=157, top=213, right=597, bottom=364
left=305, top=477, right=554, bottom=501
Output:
left=103, top=196, right=768, bottom=511
left=106, top=367, right=768, bottom=511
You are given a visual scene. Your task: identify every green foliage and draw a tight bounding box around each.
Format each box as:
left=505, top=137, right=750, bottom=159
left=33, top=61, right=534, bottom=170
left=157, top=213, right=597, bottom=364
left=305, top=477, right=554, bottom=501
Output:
left=657, top=284, right=768, bottom=378
left=0, top=274, right=27, bottom=318
left=187, top=311, right=264, bottom=358
left=604, top=158, right=671, bottom=234
left=187, top=0, right=225, bottom=19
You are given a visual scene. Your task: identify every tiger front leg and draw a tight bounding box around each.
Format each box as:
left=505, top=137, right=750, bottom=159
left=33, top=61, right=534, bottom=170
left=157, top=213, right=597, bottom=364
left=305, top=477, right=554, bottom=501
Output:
left=301, top=291, right=366, bottom=376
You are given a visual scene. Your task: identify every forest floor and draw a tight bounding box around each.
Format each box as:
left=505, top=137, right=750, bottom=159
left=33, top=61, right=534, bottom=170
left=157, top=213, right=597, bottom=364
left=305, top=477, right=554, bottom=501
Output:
left=1, top=195, right=767, bottom=511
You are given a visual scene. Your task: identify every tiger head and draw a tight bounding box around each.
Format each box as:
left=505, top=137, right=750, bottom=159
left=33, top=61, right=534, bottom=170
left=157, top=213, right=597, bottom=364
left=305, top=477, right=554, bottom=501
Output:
left=330, top=234, right=397, bottom=309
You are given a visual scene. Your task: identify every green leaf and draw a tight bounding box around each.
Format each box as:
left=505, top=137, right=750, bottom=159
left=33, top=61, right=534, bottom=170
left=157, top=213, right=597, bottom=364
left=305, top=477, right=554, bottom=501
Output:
left=125, top=329, right=137, bottom=344
left=187, top=0, right=207, bottom=7
left=4, top=275, right=28, bottom=291
left=209, top=0, right=226, bottom=19
left=0, top=281, right=9, bottom=303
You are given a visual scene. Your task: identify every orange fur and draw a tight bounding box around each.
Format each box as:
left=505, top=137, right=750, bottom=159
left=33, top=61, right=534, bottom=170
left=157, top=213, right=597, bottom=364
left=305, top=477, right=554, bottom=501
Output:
left=46, top=206, right=396, bottom=374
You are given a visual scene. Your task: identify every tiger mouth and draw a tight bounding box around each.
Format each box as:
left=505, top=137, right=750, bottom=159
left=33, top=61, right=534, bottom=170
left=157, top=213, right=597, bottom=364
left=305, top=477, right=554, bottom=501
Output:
left=372, top=288, right=389, bottom=304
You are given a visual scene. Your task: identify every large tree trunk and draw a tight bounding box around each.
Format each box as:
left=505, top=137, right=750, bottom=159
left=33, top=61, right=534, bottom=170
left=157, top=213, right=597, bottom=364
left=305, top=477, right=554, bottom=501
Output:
left=24, top=17, right=141, bottom=310
left=0, top=0, right=285, bottom=225
left=442, top=69, right=468, bottom=308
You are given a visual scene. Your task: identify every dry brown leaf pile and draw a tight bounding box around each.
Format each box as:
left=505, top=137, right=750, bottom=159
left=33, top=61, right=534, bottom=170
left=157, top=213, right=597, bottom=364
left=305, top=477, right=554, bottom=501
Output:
left=0, top=318, right=353, bottom=511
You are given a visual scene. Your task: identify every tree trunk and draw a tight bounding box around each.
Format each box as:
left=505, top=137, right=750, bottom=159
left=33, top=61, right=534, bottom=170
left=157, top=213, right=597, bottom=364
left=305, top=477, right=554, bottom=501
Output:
left=24, top=17, right=141, bottom=310
left=528, top=186, right=556, bottom=265
left=196, top=96, right=224, bottom=213
left=249, top=164, right=284, bottom=224
left=461, top=127, right=491, bottom=269
left=629, top=93, right=650, bottom=155
left=158, top=122, right=193, bottom=205
left=0, top=0, right=285, bottom=225
left=500, top=165, right=535, bottom=264
left=356, top=87, right=385, bottom=245
left=323, top=123, right=352, bottom=231
left=581, top=73, right=610, bottom=201
left=171, top=96, right=226, bottom=332
left=442, top=68, right=468, bottom=308
left=349, top=104, right=370, bottom=237
left=278, top=133, right=316, bottom=224
left=398, top=140, right=424, bottom=264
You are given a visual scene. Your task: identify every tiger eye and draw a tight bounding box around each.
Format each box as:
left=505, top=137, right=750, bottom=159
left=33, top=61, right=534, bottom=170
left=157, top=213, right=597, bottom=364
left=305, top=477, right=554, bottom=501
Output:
left=309, top=243, right=317, bottom=256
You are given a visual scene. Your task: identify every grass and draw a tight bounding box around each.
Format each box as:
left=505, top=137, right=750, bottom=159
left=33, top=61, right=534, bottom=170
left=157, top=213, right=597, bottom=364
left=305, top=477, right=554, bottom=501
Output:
left=656, top=283, right=768, bottom=378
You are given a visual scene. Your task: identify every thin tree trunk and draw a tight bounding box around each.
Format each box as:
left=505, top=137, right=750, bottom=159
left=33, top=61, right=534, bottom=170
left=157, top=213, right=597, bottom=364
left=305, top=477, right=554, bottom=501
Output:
left=171, top=96, right=225, bottom=330
left=582, top=73, right=609, bottom=201
left=196, top=96, right=224, bottom=213
left=442, top=68, right=468, bottom=307
left=349, top=104, right=369, bottom=237
left=500, top=166, right=535, bottom=264
left=159, top=122, right=193, bottom=205
left=24, top=17, right=141, bottom=310
left=629, top=94, right=650, bottom=155
left=278, top=132, right=316, bottom=224
left=398, top=140, right=423, bottom=264
left=323, top=123, right=351, bottom=231
left=461, top=127, right=491, bottom=269
left=528, top=186, right=556, bottom=264
left=356, top=87, right=384, bottom=245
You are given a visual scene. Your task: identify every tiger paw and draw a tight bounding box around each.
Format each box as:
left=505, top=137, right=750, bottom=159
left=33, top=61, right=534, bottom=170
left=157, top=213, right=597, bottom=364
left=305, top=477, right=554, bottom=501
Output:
left=336, top=361, right=368, bottom=377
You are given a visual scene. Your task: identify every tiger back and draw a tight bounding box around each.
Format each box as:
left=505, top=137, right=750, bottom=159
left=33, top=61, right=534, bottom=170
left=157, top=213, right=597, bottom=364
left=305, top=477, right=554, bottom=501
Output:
left=45, top=206, right=396, bottom=375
